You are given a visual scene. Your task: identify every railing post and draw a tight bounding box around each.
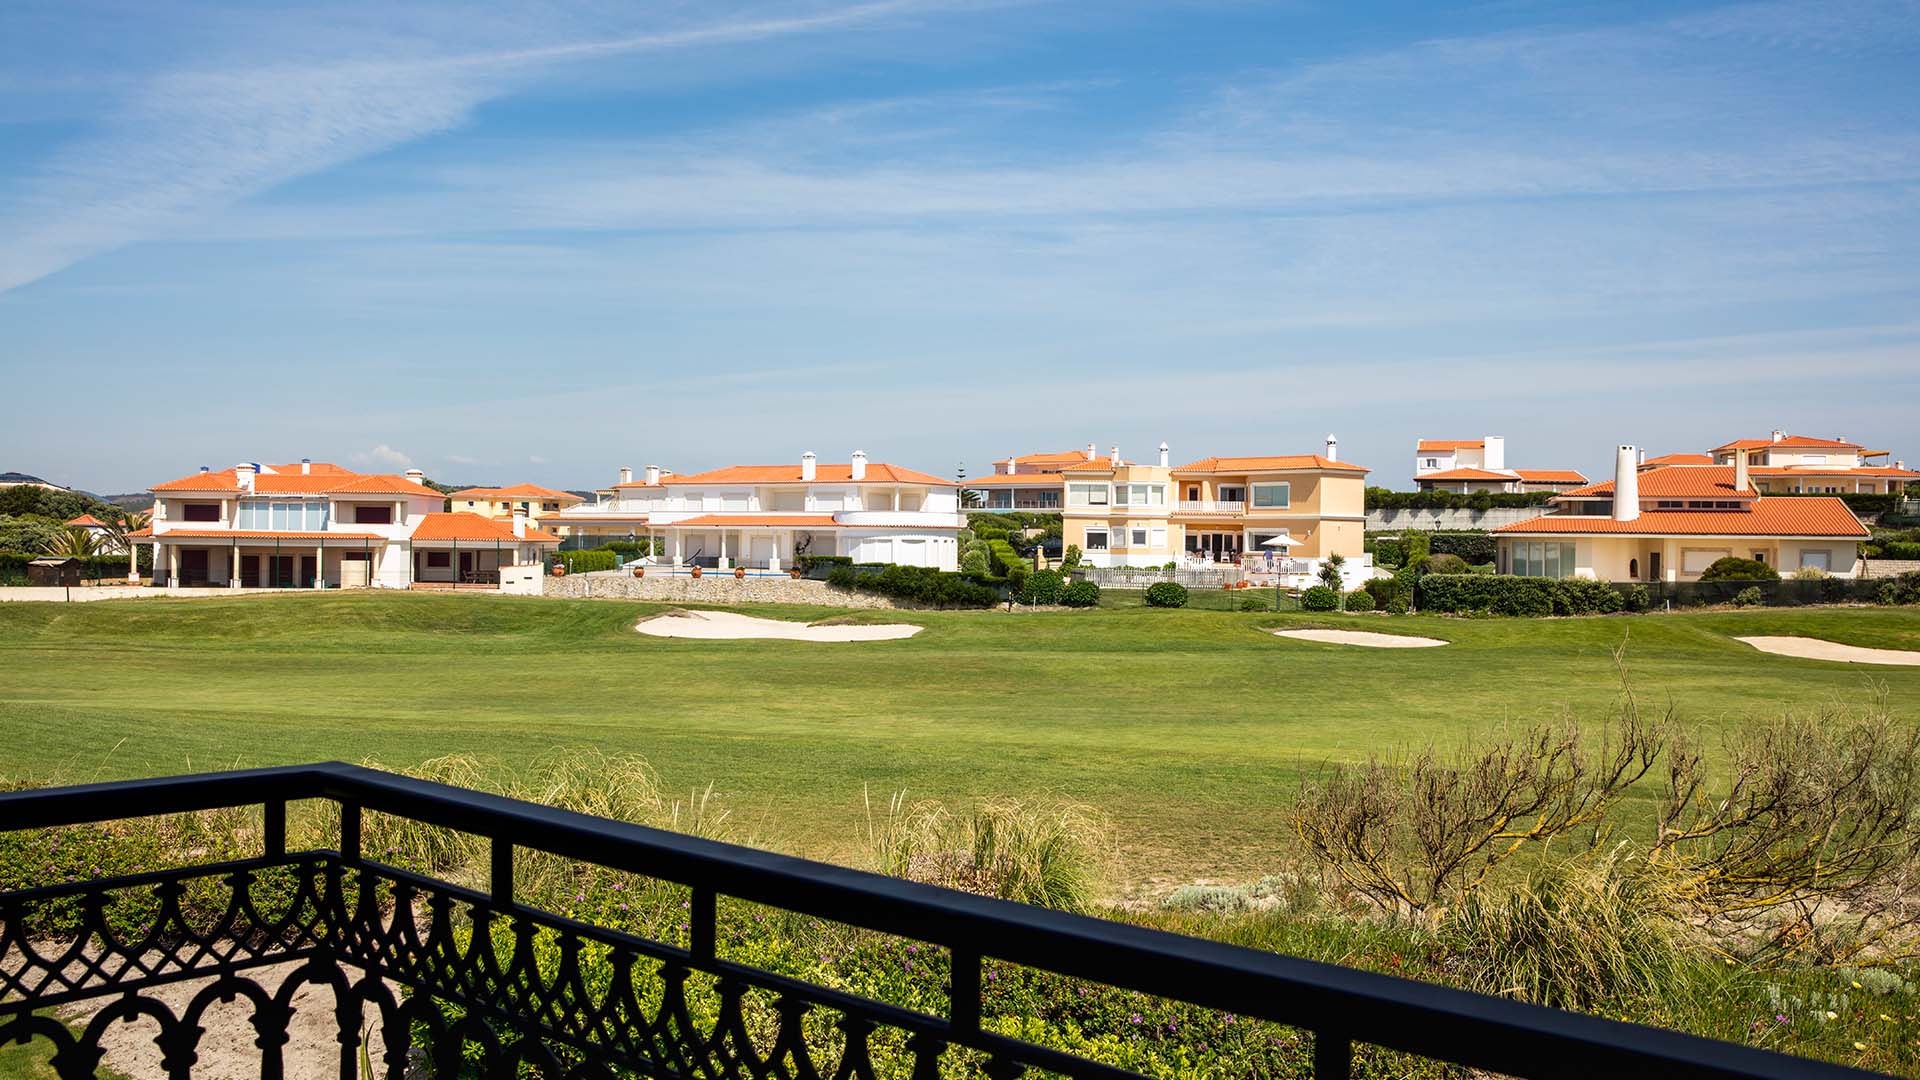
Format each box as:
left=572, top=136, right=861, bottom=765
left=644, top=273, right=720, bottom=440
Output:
left=690, top=886, right=716, bottom=964
left=491, top=837, right=514, bottom=908
left=339, top=802, right=361, bottom=865
left=263, top=799, right=285, bottom=860
left=949, top=947, right=981, bottom=1038
left=1314, top=1030, right=1351, bottom=1080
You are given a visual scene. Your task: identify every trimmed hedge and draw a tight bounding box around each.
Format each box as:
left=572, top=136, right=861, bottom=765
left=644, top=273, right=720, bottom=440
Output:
left=1697, top=556, right=1778, bottom=582
left=1344, top=589, right=1375, bottom=612
left=1143, top=582, right=1188, bottom=608
left=1877, top=542, right=1920, bottom=560
left=1062, top=580, right=1100, bottom=607
left=1017, top=569, right=1065, bottom=605
left=1417, top=574, right=1624, bottom=617
left=556, top=549, right=620, bottom=574
left=1430, top=532, right=1497, bottom=565
left=825, top=565, right=997, bottom=608
left=1366, top=488, right=1556, bottom=511
left=794, top=554, right=853, bottom=576
left=987, top=539, right=1028, bottom=578
left=1300, top=585, right=1340, bottom=611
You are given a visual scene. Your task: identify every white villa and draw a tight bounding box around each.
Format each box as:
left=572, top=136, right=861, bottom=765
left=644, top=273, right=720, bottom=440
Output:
left=1706, top=431, right=1919, bottom=494
left=545, top=452, right=964, bottom=571
left=1412, top=436, right=1587, bottom=493
left=134, top=460, right=559, bottom=589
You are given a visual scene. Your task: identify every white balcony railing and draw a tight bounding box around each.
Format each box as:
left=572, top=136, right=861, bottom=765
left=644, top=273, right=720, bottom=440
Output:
left=1176, top=500, right=1245, bottom=514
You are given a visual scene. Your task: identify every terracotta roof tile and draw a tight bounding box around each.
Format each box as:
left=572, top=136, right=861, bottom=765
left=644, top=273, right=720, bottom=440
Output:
left=1557, top=466, right=1757, bottom=501
left=409, top=512, right=560, bottom=543
left=642, top=463, right=954, bottom=487
left=1494, top=498, right=1867, bottom=538
left=64, top=514, right=107, bottom=527
left=1416, top=439, right=1484, bottom=452
left=1711, top=435, right=1864, bottom=452
left=1512, top=469, right=1588, bottom=484
left=1640, top=453, right=1716, bottom=467
left=1175, top=455, right=1369, bottom=474
left=1417, top=467, right=1516, bottom=481
left=448, top=483, right=583, bottom=501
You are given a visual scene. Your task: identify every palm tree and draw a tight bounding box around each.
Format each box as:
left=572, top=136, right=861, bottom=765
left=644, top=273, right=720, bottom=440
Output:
left=41, top=526, right=103, bottom=559
left=100, top=507, right=150, bottom=555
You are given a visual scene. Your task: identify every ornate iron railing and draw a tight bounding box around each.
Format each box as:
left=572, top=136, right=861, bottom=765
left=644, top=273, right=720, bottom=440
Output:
left=0, top=763, right=1890, bottom=1079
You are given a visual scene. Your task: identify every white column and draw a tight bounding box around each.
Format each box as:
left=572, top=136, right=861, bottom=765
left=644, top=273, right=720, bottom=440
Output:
left=892, top=487, right=900, bottom=511
left=719, top=530, right=730, bottom=569
left=167, top=544, right=179, bottom=589
left=673, top=530, right=683, bottom=565
left=314, top=545, right=324, bottom=588
left=230, top=544, right=241, bottom=589
left=129, top=541, right=145, bottom=584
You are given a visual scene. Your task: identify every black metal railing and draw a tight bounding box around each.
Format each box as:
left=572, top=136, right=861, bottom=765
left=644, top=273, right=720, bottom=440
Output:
left=0, top=764, right=1891, bottom=1079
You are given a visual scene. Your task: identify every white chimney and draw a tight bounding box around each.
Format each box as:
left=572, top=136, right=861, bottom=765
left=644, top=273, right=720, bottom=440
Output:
left=1085, top=442, right=1097, bottom=462
left=511, top=509, right=527, bottom=538
left=235, top=462, right=257, bottom=491
left=850, top=450, right=868, bottom=480
left=1109, top=445, right=1121, bottom=466
left=1613, top=446, right=1640, bottom=522
left=404, top=468, right=426, bottom=485
left=300, top=458, right=312, bottom=475
left=1734, top=449, right=1751, bottom=492
left=1638, top=448, right=1646, bottom=465
left=618, top=466, right=633, bottom=485
left=1771, top=430, right=1785, bottom=443
left=1324, top=434, right=1338, bottom=462
left=1897, top=460, right=1906, bottom=471
left=1004, top=456, right=1016, bottom=476
left=1158, top=441, right=1170, bottom=468
left=801, top=451, right=817, bottom=481
left=644, top=464, right=660, bottom=485
left=1482, top=436, right=1504, bottom=471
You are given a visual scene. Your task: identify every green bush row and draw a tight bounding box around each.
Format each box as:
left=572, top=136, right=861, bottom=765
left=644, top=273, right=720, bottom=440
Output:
left=1366, top=488, right=1556, bottom=512
left=556, top=549, right=621, bottom=574
left=1370, top=531, right=1495, bottom=569
left=0, top=551, right=140, bottom=580
left=826, top=565, right=999, bottom=608
left=1417, top=574, right=1624, bottom=617
left=794, top=554, right=853, bottom=576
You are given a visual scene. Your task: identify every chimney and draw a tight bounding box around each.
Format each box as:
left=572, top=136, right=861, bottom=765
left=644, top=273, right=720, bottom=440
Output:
left=1158, top=441, right=1170, bottom=468
left=1734, top=449, right=1751, bottom=492
left=404, top=468, right=426, bottom=485
left=235, top=462, right=257, bottom=491
left=1325, top=434, right=1339, bottom=462
left=644, top=464, right=660, bottom=485
left=1109, top=445, right=1121, bottom=466
left=1613, top=446, right=1640, bottom=522
left=851, top=450, right=868, bottom=480
left=1897, top=461, right=1906, bottom=471
left=801, top=451, right=817, bottom=482
left=300, top=458, right=311, bottom=475
left=618, top=466, right=633, bottom=485
left=1482, top=436, right=1504, bottom=471
left=199, top=465, right=210, bottom=474
left=1085, top=442, right=1097, bottom=462
left=1004, top=456, right=1016, bottom=476
left=1638, top=448, right=1646, bottom=465
left=511, top=509, right=527, bottom=538
left=1771, top=430, right=1785, bottom=443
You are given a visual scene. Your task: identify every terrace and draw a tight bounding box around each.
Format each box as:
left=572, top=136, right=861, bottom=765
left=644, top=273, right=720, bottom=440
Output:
left=0, top=764, right=1879, bottom=1079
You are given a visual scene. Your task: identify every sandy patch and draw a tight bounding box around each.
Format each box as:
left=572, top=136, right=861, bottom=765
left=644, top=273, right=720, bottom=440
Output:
left=1272, top=628, right=1448, bottom=649
left=637, top=609, right=921, bottom=641
left=1735, top=636, right=1920, bottom=666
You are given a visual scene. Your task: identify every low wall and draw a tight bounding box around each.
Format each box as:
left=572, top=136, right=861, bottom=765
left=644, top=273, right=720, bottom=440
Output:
left=1864, top=560, right=1920, bottom=579
left=542, top=571, right=906, bottom=609
left=1368, top=507, right=1551, bottom=531
left=0, top=586, right=159, bottom=602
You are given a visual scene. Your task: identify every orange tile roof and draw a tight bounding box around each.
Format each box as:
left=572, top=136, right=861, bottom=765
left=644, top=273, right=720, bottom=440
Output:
left=1511, top=469, right=1589, bottom=484
left=1416, top=439, right=1484, bottom=452
left=149, top=464, right=438, bottom=499
left=1640, top=453, right=1715, bottom=467
left=64, top=514, right=107, bottom=527
left=967, top=475, right=1064, bottom=487
left=1494, top=498, right=1867, bottom=538
left=1711, top=434, right=1864, bottom=452
left=1417, top=467, right=1516, bottom=481
left=448, top=483, right=583, bottom=501
left=148, top=529, right=388, bottom=541
left=993, top=450, right=1089, bottom=467
left=1752, top=465, right=1920, bottom=478
left=409, top=512, right=560, bottom=543
left=1175, top=455, right=1369, bottom=474
left=1060, top=459, right=1129, bottom=472
left=644, top=463, right=954, bottom=487
left=1557, top=466, right=1757, bottom=501
left=675, top=514, right=841, bottom=527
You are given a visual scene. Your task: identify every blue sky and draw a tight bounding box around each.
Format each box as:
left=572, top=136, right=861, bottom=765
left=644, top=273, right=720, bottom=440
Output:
left=2, top=0, right=1917, bottom=493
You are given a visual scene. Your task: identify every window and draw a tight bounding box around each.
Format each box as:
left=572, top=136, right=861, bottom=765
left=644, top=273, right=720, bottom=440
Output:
left=1656, top=500, right=1682, bottom=509
left=681, top=492, right=705, bottom=510
left=1084, top=530, right=1109, bottom=550
left=1131, top=528, right=1148, bottom=546
left=1150, top=527, right=1166, bottom=548
left=183, top=503, right=219, bottom=522
left=1186, top=486, right=1199, bottom=500
left=1423, top=458, right=1439, bottom=468
left=1251, top=483, right=1290, bottom=509
left=1113, top=485, right=1129, bottom=506
left=1799, top=549, right=1832, bottom=571
left=1218, top=485, right=1245, bottom=503
left=354, top=505, right=393, bottom=525
left=542, top=502, right=559, bottom=512
left=426, top=552, right=451, bottom=568
left=1068, top=483, right=1109, bottom=507
left=1509, top=541, right=1579, bottom=579
left=1802, top=454, right=1827, bottom=465
left=721, top=492, right=749, bottom=511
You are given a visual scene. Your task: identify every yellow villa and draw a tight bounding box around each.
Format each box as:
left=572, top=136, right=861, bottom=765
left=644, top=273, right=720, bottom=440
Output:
left=445, top=484, right=585, bottom=531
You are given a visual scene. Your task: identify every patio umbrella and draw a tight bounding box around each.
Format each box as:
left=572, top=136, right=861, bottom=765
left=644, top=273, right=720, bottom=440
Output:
left=1259, top=535, right=1298, bottom=547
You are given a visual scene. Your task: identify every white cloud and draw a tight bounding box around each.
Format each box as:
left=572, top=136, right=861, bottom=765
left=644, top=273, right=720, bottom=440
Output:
left=353, top=444, right=413, bottom=468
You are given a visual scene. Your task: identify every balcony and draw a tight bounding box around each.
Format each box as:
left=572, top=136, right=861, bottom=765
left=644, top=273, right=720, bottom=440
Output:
left=1175, top=500, right=1245, bottom=514
left=0, top=764, right=1872, bottom=1080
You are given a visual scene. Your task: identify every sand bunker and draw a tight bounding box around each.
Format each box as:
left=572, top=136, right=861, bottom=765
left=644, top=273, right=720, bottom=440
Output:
left=1735, top=636, right=1920, bottom=666
left=637, top=609, right=921, bottom=642
left=1272, top=628, right=1448, bottom=649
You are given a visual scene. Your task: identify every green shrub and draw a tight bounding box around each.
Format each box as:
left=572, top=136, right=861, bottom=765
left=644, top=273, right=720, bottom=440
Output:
left=557, top=549, right=620, bottom=574
left=1344, top=589, right=1375, bottom=612
left=1880, top=541, right=1920, bottom=560
left=1060, top=544, right=1082, bottom=572
left=1143, top=582, right=1188, bottom=608
left=1366, top=488, right=1555, bottom=511
left=826, top=565, right=997, bottom=608
left=794, top=554, right=853, bottom=575
left=1423, top=553, right=1470, bottom=576
left=1384, top=595, right=1410, bottom=615
left=1239, top=595, right=1267, bottom=612
left=1876, top=571, right=1920, bottom=605
left=1018, top=569, right=1065, bottom=605
left=1061, top=580, right=1100, bottom=607
left=1733, top=586, right=1764, bottom=608
left=1429, top=532, right=1497, bottom=565
left=1370, top=537, right=1405, bottom=568
left=987, top=539, right=1028, bottom=578
left=1697, top=556, right=1778, bottom=582
left=1300, top=585, right=1340, bottom=611
left=1627, top=584, right=1651, bottom=612
left=959, top=548, right=989, bottom=575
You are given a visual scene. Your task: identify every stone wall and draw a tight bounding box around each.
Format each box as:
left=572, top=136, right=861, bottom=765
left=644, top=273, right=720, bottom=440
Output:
left=542, top=571, right=906, bottom=609
left=1864, top=560, right=1920, bottom=579
left=1367, top=507, right=1552, bottom=532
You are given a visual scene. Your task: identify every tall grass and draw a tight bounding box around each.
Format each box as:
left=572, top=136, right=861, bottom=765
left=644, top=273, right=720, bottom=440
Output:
left=863, top=787, right=1110, bottom=911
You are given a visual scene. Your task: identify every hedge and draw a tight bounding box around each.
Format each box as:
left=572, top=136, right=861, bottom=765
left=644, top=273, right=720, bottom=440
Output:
left=0, top=551, right=142, bottom=583
left=794, top=554, right=853, bottom=576
left=1697, top=556, right=1778, bottom=582
left=1300, top=585, right=1340, bottom=611
left=1366, top=488, right=1556, bottom=511
left=1416, top=574, right=1624, bottom=616
left=1017, top=569, right=1065, bottom=605
left=825, top=565, right=997, bottom=608
left=1062, top=580, right=1100, bottom=607
left=987, top=539, right=1028, bottom=578
left=1430, top=532, right=1497, bottom=565
left=1876, top=542, right=1920, bottom=560
left=556, top=549, right=620, bottom=574
left=1143, top=582, right=1188, bottom=608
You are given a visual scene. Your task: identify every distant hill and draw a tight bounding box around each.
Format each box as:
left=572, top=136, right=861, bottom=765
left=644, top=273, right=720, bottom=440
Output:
left=0, top=471, right=66, bottom=490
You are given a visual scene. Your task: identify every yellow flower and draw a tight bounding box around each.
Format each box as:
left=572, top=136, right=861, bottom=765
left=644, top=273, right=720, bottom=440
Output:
left=1826, top=1010, right=1839, bottom=1021
left=1882, top=1014, right=1894, bottom=1022
left=1853, top=1041, right=1867, bottom=1051
left=1852, top=980, right=1863, bottom=989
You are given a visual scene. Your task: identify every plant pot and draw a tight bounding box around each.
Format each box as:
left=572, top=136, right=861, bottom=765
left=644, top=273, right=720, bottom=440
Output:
left=551, top=565, right=565, bottom=577
left=691, top=566, right=702, bottom=579
left=789, top=569, right=801, bottom=579
left=734, top=567, right=746, bottom=580
left=632, top=567, right=645, bottom=578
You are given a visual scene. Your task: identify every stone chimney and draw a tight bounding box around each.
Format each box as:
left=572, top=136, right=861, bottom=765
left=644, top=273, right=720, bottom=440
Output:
left=512, top=509, right=527, bottom=538
left=1158, top=441, right=1170, bottom=468
left=850, top=450, right=868, bottom=481
left=1109, top=445, right=1121, bottom=466
left=1613, top=446, right=1640, bottom=522
left=1085, top=442, right=1097, bottom=462
left=1771, top=430, right=1785, bottom=443
left=404, top=468, right=426, bottom=485
left=300, top=458, right=312, bottom=475
left=235, top=462, right=257, bottom=491
left=1734, top=448, right=1751, bottom=492
left=644, top=464, right=660, bottom=485
left=801, top=451, right=817, bottom=482
left=1482, top=435, right=1504, bottom=471
left=1325, top=434, right=1339, bottom=462
left=618, top=466, right=633, bottom=485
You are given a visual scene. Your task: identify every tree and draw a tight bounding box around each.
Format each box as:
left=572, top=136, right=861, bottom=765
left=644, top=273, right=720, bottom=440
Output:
left=99, top=507, right=149, bottom=556
left=41, top=526, right=102, bottom=558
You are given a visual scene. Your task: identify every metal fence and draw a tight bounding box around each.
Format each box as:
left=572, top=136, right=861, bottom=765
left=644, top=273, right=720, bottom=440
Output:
left=0, top=764, right=1887, bottom=1079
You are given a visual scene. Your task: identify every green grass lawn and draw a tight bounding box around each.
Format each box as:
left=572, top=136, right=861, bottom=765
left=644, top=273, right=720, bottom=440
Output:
left=2, top=593, right=1917, bottom=889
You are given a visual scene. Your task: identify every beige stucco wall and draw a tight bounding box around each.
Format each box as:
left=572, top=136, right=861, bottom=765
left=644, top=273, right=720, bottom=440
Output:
left=1501, top=536, right=1863, bottom=581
